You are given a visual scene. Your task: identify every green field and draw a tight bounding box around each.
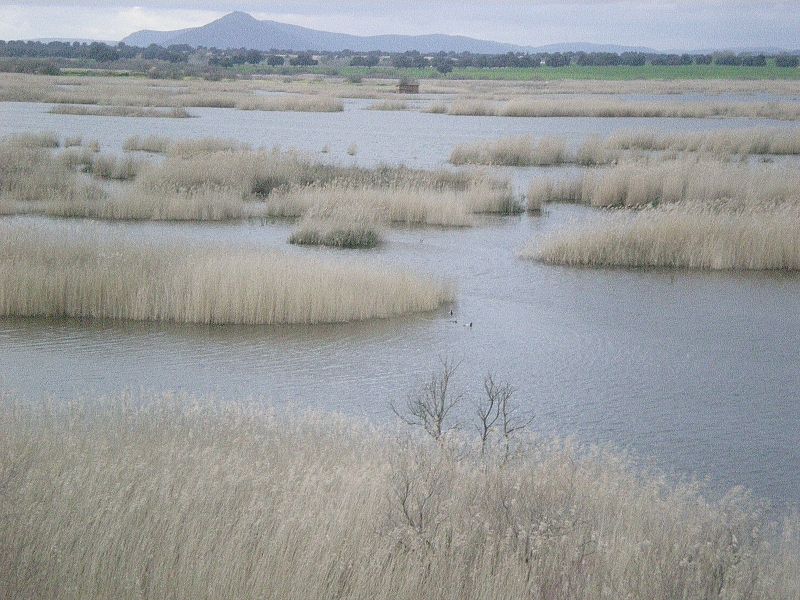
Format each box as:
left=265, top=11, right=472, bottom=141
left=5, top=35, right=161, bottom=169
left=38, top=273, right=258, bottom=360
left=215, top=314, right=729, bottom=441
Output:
left=343, top=64, right=800, bottom=81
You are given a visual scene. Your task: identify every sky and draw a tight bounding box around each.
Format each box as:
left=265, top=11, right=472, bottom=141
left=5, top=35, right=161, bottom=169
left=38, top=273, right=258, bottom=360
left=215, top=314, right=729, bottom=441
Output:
left=0, top=1, right=798, bottom=51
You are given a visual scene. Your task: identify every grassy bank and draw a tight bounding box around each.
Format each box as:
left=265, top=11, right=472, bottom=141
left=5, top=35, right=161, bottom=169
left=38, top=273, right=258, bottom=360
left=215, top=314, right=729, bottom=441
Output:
left=1, top=392, right=797, bottom=599
left=0, top=223, right=453, bottom=324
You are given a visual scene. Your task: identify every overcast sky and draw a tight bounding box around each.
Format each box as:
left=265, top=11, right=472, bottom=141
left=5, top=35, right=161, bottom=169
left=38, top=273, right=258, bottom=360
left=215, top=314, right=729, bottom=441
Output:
left=1, top=1, right=798, bottom=51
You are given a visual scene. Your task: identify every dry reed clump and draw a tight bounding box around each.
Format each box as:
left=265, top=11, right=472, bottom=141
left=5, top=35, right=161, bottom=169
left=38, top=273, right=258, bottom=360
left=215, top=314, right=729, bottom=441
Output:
left=583, top=161, right=800, bottom=208
left=530, top=202, right=800, bottom=270
left=63, top=136, right=83, bottom=148
left=88, top=154, right=144, bottom=181
left=122, top=135, right=170, bottom=153
left=1, top=392, right=797, bottom=600
left=234, top=95, right=344, bottom=112
left=525, top=160, right=800, bottom=209
left=166, top=137, right=252, bottom=157
left=368, top=99, right=409, bottom=111
left=49, top=105, right=192, bottom=118
left=0, top=223, right=453, bottom=324
left=3, top=131, right=60, bottom=148
left=608, top=128, right=800, bottom=156
left=450, top=136, right=568, bottom=167
left=442, top=97, right=800, bottom=120
left=424, top=102, right=448, bottom=114
left=526, top=177, right=585, bottom=211
left=289, top=197, right=383, bottom=248
left=0, top=143, right=105, bottom=215
left=97, top=185, right=249, bottom=221
left=272, top=179, right=519, bottom=226
left=447, top=99, right=498, bottom=116
left=450, top=135, right=621, bottom=167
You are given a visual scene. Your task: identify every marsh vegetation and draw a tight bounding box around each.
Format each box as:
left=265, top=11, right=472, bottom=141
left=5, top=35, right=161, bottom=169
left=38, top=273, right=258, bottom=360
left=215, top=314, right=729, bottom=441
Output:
left=1, top=390, right=797, bottom=600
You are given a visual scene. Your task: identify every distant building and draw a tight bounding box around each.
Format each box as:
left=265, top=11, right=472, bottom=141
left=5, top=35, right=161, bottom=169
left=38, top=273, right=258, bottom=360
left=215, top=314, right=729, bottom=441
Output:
left=397, top=81, right=420, bottom=94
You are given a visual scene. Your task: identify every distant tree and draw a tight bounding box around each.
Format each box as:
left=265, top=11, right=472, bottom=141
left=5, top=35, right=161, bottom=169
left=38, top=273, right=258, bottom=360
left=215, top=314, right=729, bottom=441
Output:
left=776, top=55, right=800, bottom=68
left=244, top=49, right=263, bottom=64
left=289, top=53, right=317, bottom=66
left=266, top=55, right=285, bottom=66
left=544, top=52, right=570, bottom=67
left=694, top=54, right=713, bottom=65
left=741, top=55, right=767, bottom=67
left=714, top=53, right=743, bottom=66
left=432, top=57, right=454, bottom=74
left=620, top=52, right=647, bottom=66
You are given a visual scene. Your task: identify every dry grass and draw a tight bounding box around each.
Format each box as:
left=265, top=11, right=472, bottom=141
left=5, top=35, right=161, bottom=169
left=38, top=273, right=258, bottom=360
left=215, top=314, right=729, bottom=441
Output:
left=235, top=95, right=343, bottom=112
left=530, top=202, right=800, bottom=270
left=368, top=99, right=409, bottom=111
left=122, top=135, right=170, bottom=153
left=526, top=160, right=800, bottom=209
left=89, top=154, right=144, bottom=181
left=609, top=128, right=800, bottom=156
left=0, top=222, right=453, bottom=324
left=443, top=97, right=800, bottom=120
left=97, top=185, right=247, bottom=221
left=272, top=180, right=519, bottom=226
left=289, top=197, right=382, bottom=248
left=0, top=143, right=105, bottom=215
left=1, top=392, right=797, bottom=599
left=1, top=138, right=515, bottom=222
left=450, top=136, right=568, bottom=167
left=526, top=178, right=585, bottom=211
left=3, top=131, right=60, bottom=148
left=49, top=104, right=192, bottom=118
left=583, top=161, right=800, bottom=208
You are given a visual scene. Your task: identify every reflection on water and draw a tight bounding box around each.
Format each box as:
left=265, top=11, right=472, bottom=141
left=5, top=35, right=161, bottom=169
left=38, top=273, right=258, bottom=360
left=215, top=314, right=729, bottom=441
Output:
left=1, top=98, right=799, bottom=506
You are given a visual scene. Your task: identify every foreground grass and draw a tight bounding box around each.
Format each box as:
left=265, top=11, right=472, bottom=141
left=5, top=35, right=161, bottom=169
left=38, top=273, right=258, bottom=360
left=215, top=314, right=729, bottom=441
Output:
left=1, top=392, right=797, bottom=599
left=0, top=223, right=452, bottom=324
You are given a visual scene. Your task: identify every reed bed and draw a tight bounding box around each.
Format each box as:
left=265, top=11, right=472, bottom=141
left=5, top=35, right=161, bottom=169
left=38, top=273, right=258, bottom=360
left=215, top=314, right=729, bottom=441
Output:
left=234, top=95, right=343, bottom=112
left=527, top=160, right=800, bottom=208
left=0, top=223, right=452, bottom=324
left=443, top=98, right=800, bottom=120
left=450, top=135, right=621, bottom=167
left=450, top=136, right=570, bottom=167
left=609, top=127, right=800, bottom=156
left=89, top=154, right=144, bottom=181
left=1, top=392, right=797, bottom=600
left=122, top=135, right=170, bottom=153
left=526, top=178, right=584, bottom=211
left=272, top=180, right=519, bottom=226
left=530, top=202, right=800, bottom=270
left=368, top=99, right=409, bottom=111
left=0, top=143, right=105, bottom=215
left=289, top=197, right=383, bottom=248
left=49, top=104, right=192, bottom=118
left=97, top=185, right=247, bottom=221
left=3, top=131, right=60, bottom=148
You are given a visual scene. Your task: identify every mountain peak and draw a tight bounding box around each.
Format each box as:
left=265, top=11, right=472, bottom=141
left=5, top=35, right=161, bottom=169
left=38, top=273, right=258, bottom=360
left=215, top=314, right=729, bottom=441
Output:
left=219, top=11, right=259, bottom=23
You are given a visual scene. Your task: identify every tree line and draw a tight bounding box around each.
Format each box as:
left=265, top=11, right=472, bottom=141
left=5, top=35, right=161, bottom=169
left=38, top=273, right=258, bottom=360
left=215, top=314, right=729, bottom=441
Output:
left=0, top=40, right=798, bottom=73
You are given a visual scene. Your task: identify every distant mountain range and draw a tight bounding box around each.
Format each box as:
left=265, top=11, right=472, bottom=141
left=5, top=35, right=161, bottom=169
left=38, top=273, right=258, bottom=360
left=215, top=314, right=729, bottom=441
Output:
left=122, top=11, right=656, bottom=55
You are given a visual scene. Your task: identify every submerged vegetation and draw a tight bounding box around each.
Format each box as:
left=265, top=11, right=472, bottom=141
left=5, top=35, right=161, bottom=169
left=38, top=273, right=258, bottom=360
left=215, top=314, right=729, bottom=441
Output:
left=0, top=223, right=453, bottom=324
left=1, top=391, right=797, bottom=599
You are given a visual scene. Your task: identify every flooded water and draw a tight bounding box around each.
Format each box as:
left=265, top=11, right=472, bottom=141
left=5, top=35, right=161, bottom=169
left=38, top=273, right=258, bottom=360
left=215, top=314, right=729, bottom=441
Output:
left=1, top=97, right=799, bottom=506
